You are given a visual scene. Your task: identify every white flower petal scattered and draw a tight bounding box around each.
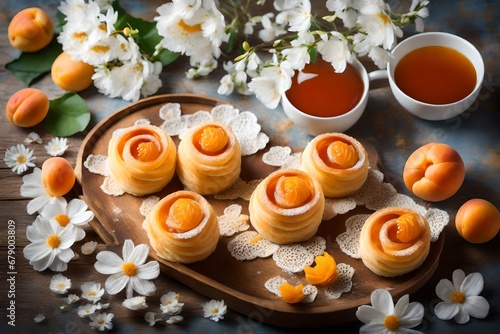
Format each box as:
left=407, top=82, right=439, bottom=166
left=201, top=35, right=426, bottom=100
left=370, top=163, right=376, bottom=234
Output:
left=45, top=137, right=69, bottom=156
left=356, top=289, right=424, bottom=334
left=78, top=303, right=97, bottom=318
left=160, top=292, right=184, bottom=315
left=144, top=311, right=158, bottom=326
left=3, top=144, right=36, bottom=174
left=434, top=269, right=490, bottom=324
left=24, top=132, right=43, bottom=145
left=50, top=273, right=72, bottom=294
left=94, top=239, right=160, bottom=299
left=82, top=241, right=99, bottom=255
left=89, top=312, right=114, bottom=331
left=166, top=315, right=184, bottom=324
left=203, top=299, right=227, bottom=322
left=65, top=294, right=80, bottom=305
left=34, top=314, right=45, bottom=323
left=122, top=296, right=148, bottom=310
left=81, top=281, right=105, bottom=304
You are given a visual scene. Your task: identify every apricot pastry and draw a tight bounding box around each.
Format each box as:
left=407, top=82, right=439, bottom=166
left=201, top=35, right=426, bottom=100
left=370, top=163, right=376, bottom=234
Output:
left=107, top=124, right=176, bottom=196
left=249, top=168, right=325, bottom=244
left=359, top=207, right=431, bottom=277
left=145, top=190, right=220, bottom=263
left=300, top=133, right=369, bottom=197
left=176, top=121, right=241, bottom=195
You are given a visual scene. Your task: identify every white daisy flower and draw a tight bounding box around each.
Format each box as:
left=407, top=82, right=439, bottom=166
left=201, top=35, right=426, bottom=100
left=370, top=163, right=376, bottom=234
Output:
left=276, top=0, right=311, bottom=33
left=166, top=315, right=184, bottom=324
left=45, top=137, right=69, bottom=157
left=65, top=294, right=80, bottom=305
left=203, top=299, right=227, bottom=322
left=23, top=217, right=77, bottom=272
left=34, top=314, right=45, bottom=323
left=82, top=241, right=99, bottom=255
left=356, top=289, right=424, bottom=334
left=160, top=292, right=184, bottom=315
left=89, top=312, right=114, bottom=331
left=20, top=167, right=59, bottom=215
left=434, top=269, right=490, bottom=324
left=281, top=30, right=314, bottom=71
left=40, top=197, right=94, bottom=242
left=122, top=296, right=148, bottom=310
left=23, top=132, right=43, bottom=145
left=3, top=144, right=36, bottom=174
left=50, top=273, right=72, bottom=294
left=81, top=281, right=105, bottom=304
left=78, top=303, right=97, bottom=318
left=94, top=239, right=160, bottom=299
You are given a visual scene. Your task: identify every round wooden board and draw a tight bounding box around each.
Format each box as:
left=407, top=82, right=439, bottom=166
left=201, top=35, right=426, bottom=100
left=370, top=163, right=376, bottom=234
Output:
left=75, top=94, right=444, bottom=328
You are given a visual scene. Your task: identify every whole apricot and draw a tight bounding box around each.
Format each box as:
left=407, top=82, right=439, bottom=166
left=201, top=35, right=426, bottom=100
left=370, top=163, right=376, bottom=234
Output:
left=41, top=157, right=75, bottom=197
left=6, top=88, right=49, bottom=127
left=403, top=143, right=465, bottom=202
left=455, top=199, right=500, bottom=244
left=51, top=51, right=94, bottom=92
left=8, top=7, right=54, bottom=52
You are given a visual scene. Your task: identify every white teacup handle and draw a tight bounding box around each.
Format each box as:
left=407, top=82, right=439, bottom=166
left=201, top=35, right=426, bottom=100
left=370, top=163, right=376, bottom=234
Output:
left=368, top=69, right=388, bottom=81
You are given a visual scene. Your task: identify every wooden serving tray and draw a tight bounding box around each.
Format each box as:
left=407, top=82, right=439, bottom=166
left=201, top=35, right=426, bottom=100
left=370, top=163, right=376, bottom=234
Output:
left=75, top=94, right=444, bottom=328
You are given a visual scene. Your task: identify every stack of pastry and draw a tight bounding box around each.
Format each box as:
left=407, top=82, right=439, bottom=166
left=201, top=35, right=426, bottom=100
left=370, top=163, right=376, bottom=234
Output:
left=249, top=168, right=325, bottom=244
left=145, top=190, right=220, bottom=263
left=300, top=132, right=369, bottom=197
left=176, top=121, right=241, bottom=195
left=107, top=124, right=176, bottom=196
left=358, top=207, right=431, bottom=277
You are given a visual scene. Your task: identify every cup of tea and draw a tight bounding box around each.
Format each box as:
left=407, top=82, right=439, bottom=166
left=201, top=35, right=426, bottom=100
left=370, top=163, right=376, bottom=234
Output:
left=281, top=57, right=369, bottom=136
left=377, top=32, right=484, bottom=121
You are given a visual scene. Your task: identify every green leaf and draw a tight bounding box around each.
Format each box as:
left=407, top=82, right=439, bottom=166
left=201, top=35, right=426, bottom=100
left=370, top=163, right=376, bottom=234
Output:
left=45, top=92, right=91, bottom=137
left=112, top=1, right=179, bottom=66
left=5, top=38, right=62, bottom=86
left=308, top=47, right=318, bottom=64
left=225, top=27, right=237, bottom=54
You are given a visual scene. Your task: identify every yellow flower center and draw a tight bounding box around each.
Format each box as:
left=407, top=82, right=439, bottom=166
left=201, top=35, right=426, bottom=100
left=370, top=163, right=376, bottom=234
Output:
left=122, top=262, right=138, bottom=277
left=178, top=19, right=202, bottom=33
left=212, top=308, right=219, bottom=314
left=46, top=234, right=61, bottom=249
left=72, top=32, right=88, bottom=42
left=384, top=314, right=400, bottom=331
left=57, top=283, right=66, bottom=289
left=451, top=290, right=466, bottom=304
left=55, top=214, right=70, bottom=227
left=16, top=155, right=27, bottom=164
left=89, top=291, right=97, bottom=296
left=377, top=13, right=392, bottom=24
left=91, top=45, right=111, bottom=53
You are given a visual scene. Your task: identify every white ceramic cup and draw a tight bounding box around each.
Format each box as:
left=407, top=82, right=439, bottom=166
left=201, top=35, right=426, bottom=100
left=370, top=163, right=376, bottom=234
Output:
left=281, top=58, right=370, bottom=136
left=375, top=32, right=485, bottom=121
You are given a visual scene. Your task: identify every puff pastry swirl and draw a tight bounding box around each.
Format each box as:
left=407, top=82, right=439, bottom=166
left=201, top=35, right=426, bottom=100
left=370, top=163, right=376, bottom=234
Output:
left=107, top=124, right=176, bottom=196
left=145, top=190, right=220, bottom=263
left=249, top=168, right=325, bottom=244
left=359, top=207, right=431, bottom=277
left=176, top=121, right=241, bottom=195
left=300, top=132, right=368, bottom=197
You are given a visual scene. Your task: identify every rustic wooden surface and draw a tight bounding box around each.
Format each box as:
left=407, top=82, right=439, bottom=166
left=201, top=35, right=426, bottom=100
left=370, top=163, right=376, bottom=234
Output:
left=1, top=1, right=499, bottom=333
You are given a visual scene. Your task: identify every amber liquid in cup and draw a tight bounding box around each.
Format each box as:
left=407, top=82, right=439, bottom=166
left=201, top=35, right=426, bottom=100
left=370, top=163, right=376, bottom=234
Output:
left=286, top=58, right=364, bottom=117
left=394, top=46, right=476, bottom=105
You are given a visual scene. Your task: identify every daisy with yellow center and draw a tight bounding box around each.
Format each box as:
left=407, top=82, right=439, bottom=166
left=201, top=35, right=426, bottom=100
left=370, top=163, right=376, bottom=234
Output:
left=3, top=144, right=36, bottom=175
left=49, top=274, right=72, bottom=294
left=356, top=289, right=424, bottom=334
left=434, top=269, right=490, bottom=324
left=94, top=239, right=160, bottom=298
left=81, top=282, right=105, bottom=304
left=23, top=217, right=78, bottom=272
left=40, top=197, right=94, bottom=242
left=203, top=299, right=227, bottom=322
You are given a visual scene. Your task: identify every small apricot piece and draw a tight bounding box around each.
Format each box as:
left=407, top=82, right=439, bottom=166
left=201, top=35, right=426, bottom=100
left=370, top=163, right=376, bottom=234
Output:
left=274, top=175, right=311, bottom=209
left=304, top=252, right=338, bottom=286
left=167, top=198, right=204, bottom=233
left=279, top=282, right=304, bottom=304
left=6, top=88, right=49, bottom=127
left=326, top=141, right=358, bottom=169
left=198, top=125, right=228, bottom=155
left=8, top=7, right=54, bottom=52
left=51, top=51, right=94, bottom=92
left=41, top=157, right=76, bottom=197
left=403, top=143, right=465, bottom=202
left=455, top=199, right=500, bottom=244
